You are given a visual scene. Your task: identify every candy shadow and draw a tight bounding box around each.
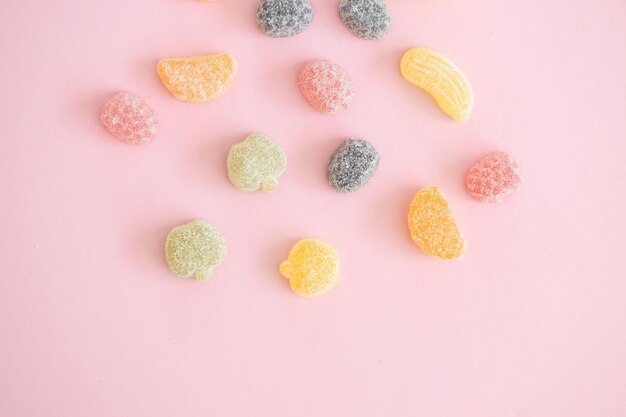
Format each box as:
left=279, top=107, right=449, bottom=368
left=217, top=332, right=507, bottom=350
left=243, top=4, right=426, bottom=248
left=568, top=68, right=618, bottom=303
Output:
left=70, top=90, right=112, bottom=139
left=192, top=131, right=241, bottom=187
left=129, top=217, right=185, bottom=281
left=374, top=46, right=406, bottom=82
left=131, top=58, right=171, bottom=103
left=372, top=184, right=421, bottom=251
left=260, top=237, right=299, bottom=295
left=256, top=60, right=305, bottom=116
left=437, top=140, right=495, bottom=196
left=291, top=134, right=339, bottom=190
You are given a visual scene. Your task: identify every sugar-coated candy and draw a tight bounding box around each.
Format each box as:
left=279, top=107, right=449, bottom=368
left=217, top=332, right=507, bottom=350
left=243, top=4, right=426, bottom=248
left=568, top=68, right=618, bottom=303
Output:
left=466, top=152, right=522, bottom=202
left=157, top=54, right=237, bottom=103
left=227, top=133, right=287, bottom=192
left=327, top=138, right=380, bottom=192
left=339, top=0, right=391, bottom=40
left=298, top=59, right=354, bottom=113
left=100, top=92, right=157, bottom=144
left=165, top=220, right=227, bottom=281
left=400, top=47, right=473, bottom=122
left=280, top=239, right=340, bottom=297
left=408, top=187, right=467, bottom=259
left=257, top=0, right=313, bottom=38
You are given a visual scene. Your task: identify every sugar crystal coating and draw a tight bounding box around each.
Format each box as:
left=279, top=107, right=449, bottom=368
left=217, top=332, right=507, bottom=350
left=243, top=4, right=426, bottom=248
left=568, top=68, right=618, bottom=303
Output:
left=408, top=187, right=467, bottom=259
left=466, top=152, right=522, bottom=202
left=298, top=59, right=354, bottom=113
left=157, top=54, right=237, bottom=103
left=400, top=47, right=473, bottom=122
left=339, top=0, right=391, bottom=40
left=227, top=133, right=287, bottom=192
left=280, top=239, right=340, bottom=297
left=165, top=220, right=227, bottom=281
left=100, top=92, right=157, bottom=144
left=327, top=138, right=380, bottom=192
left=257, top=0, right=313, bottom=38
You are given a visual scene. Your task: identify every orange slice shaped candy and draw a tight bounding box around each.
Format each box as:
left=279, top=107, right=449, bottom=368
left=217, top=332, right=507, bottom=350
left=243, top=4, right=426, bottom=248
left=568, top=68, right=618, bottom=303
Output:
left=157, top=53, right=237, bottom=102
left=408, top=186, right=467, bottom=259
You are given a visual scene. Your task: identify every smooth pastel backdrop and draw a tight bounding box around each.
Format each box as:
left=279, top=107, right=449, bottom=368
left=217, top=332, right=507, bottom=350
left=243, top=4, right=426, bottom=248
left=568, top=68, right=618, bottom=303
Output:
left=1, top=0, right=625, bottom=416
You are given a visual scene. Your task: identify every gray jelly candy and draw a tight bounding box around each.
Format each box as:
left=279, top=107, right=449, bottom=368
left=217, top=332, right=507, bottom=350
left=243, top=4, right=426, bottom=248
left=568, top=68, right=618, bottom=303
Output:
left=256, top=0, right=314, bottom=38
left=338, top=0, right=391, bottom=40
left=327, top=138, right=380, bottom=193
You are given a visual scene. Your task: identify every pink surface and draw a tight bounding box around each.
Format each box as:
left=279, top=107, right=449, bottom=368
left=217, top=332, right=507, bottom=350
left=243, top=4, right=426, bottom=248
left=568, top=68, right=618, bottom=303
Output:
left=1, top=0, right=625, bottom=416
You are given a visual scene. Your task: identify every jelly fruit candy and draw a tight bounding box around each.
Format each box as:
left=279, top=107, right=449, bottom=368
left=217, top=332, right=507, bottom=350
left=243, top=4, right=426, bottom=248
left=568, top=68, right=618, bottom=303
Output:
left=327, top=138, right=380, bottom=192
left=466, top=152, right=522, bottom=202
left=227, top=133, right=287, bottom=193
left=400, top=47, right=473, bottom=122
left=257, top=0, right=313, bottom=38
left=100, top=92, right=157, bottom=144
left=157, top=54, right=237, bottom=103
left=339, top=0, right=391, bottom=40
left=279, top=239, right=340, bottom=297
left=408, top=187, right=467, bottom=259
left=165, top=220, right=227, bottom=281
left=298, top=59, right=354, bottom=113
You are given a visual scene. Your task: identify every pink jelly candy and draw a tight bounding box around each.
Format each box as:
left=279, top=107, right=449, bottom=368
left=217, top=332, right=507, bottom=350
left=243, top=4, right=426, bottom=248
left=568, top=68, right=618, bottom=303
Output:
left=100, top=92, right=158, bottom=144
left=297, top=59, right=354, bottom=113
left=466, top=152, right=522, bottom=202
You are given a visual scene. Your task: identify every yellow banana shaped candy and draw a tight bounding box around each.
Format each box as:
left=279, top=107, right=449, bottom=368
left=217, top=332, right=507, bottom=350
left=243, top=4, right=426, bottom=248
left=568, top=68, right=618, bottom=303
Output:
left=400, top=47, right=473, bottom=122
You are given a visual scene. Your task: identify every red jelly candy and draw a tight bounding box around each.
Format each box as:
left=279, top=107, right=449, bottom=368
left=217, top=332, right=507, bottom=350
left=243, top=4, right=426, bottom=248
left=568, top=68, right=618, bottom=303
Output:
left=100, top=92, right=158, bottom=144
left=466, top=152, right=522, bottom=202
left=297, top=59, right=354, bottom=113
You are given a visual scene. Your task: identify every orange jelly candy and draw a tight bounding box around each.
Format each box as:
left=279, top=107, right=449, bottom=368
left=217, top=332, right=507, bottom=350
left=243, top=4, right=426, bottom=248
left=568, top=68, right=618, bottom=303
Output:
left=157, top=53, right=237, bottom=102
left=408, top=186, right=467, bottom=259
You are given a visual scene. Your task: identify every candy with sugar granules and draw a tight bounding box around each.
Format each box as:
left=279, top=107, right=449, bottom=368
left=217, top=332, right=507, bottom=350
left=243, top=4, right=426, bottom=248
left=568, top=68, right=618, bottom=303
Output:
left=408, top=187, right=467, bottom=259
left=100, top=92, right=157, bottom=144
left=466, top=152, right=522, bottom=202
left=227, top=133, right=287, bottom=192
left=257, top=0, right=313, bottom=38
left=280, top=239, right=340, bottom=297
left=298, top=59, right=354, bottom=113
left=328, top=138, right=380, bottom=192
left=157, top=54, right=237, bottom=102
left=400, top=47, right=473, bottom=122
left=339, top=0, right=391, bottom=40
left=165, top=220, right=227, bottom=281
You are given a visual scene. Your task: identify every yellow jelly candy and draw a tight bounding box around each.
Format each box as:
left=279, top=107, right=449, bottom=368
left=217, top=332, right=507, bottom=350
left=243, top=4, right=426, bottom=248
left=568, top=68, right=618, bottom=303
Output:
left=227, top=133, right=287, bottom=192
left=279, top=239, right=340, bottom=297
left=408, top=187, right=468, bottom=259
left=400, top=47, right=473, bottom=122
left=165, top=220, right=227, bottom=281
left=157, top=53, right=237, bottom=102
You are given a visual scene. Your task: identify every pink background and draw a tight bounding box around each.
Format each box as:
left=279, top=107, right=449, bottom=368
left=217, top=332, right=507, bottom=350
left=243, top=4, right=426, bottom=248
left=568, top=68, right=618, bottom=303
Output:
left=1, top=0, right=625, bottom=416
